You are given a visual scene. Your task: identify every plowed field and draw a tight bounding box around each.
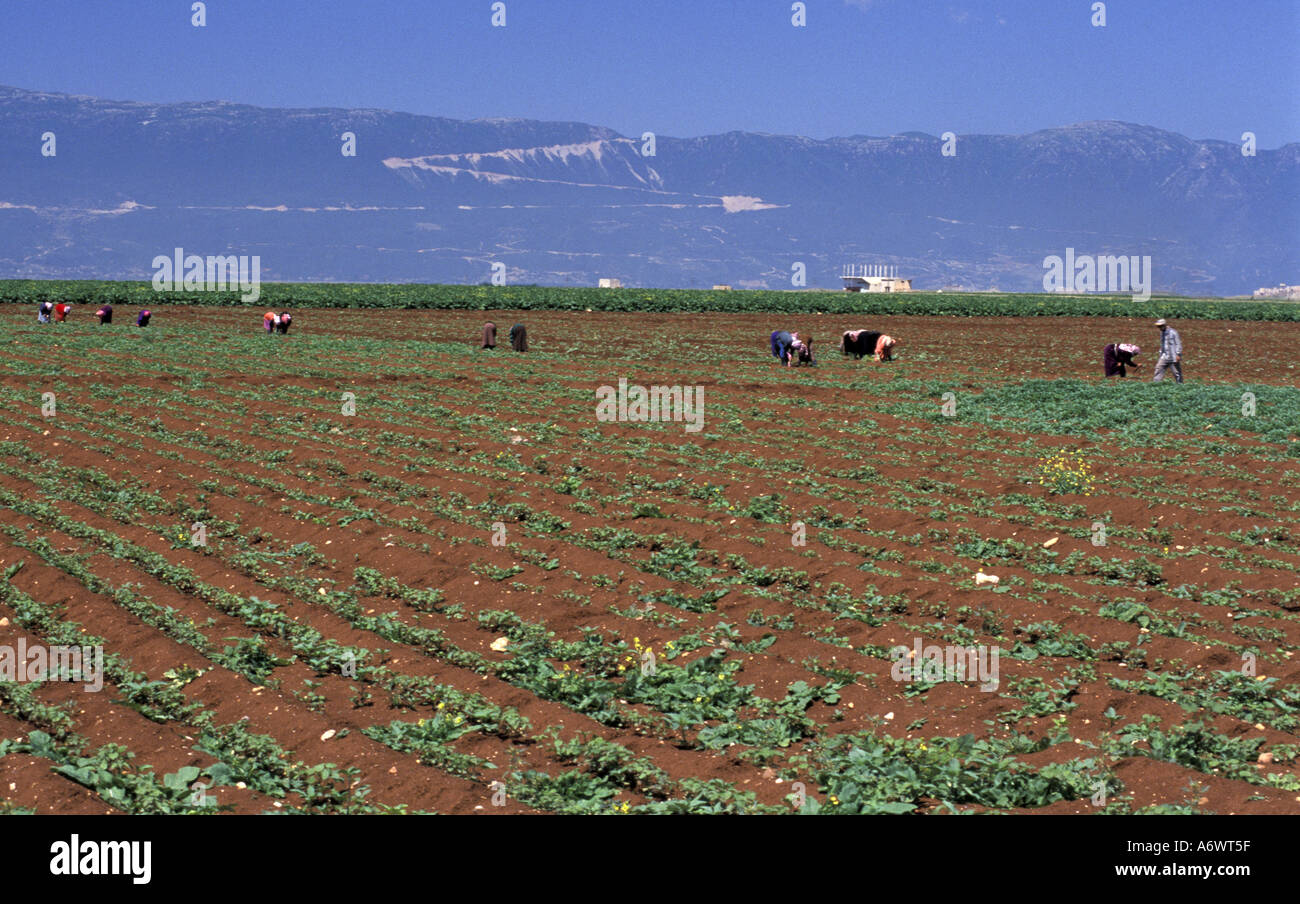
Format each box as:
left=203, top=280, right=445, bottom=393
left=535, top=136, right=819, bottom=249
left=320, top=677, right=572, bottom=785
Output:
left=2, top=306, right=1298, bottom=814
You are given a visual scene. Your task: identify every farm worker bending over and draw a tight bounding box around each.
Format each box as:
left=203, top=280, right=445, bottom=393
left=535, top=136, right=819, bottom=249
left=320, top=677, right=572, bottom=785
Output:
left=481, top=322, right=497, bottom=349
left=872, top=334, right=896, bottom=361
left=771, top=329, right=795, bottom=364
left=137, top=309, right=152, bottom=327
left=275, top=312, right=293, bottom=334
left=772, top=330, right=815, bottom=366
left=1102, top=342, right=1139, bottom=378
left=841, top=329, right=881, bottom=359
left=263, top=311, right=278, bottom=333
left=793, top=334, right=816, bottom=366
left=1152, top=319, right=1183, bottom=383
left=37, top=301, right=53, bottom=324
left=510, top=323, right=528, bottom=352
left=53, top=303, right=71, bottom=322
left=95, top=303, right=113, bottom=325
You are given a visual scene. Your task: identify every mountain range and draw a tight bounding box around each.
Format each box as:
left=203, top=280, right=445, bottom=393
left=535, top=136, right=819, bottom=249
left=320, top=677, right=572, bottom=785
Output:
left=1, top=85, right=1295, bottom=294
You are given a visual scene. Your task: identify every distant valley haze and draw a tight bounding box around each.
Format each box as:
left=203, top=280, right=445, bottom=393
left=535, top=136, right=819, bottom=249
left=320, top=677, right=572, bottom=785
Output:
left=1, top=85, right=1295, bottom=295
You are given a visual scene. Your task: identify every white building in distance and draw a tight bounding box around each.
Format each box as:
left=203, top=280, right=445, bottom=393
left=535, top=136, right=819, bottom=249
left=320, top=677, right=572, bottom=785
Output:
left=598, top=278, right=622, bottom=288
left=842, top=264, right=912, bottom=293
left=1253, top=284, right=1300, bottom=300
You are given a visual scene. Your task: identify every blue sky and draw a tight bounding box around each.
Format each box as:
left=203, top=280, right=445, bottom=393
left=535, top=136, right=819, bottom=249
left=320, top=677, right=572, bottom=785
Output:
left=2, top=0, right=1296, bottom=144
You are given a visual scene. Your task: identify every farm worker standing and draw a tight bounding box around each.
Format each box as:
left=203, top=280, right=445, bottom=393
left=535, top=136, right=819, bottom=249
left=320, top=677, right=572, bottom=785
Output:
left=95, top=303, right=113, bottom=325
left=263, top=311, right=277, bottom=333
left=509, top=323, right=528, bottom=352
left=53, top=302, right=71, bottom=322
left=1102, top=342, right=1140, bottom=377
left=275, top=312, right=293, bottom=334
left=1152, top=319, right=1183, bottom=383
left=137, top=309, right=152, bottom=327
left=480, top=322, right=497, bottom=349
left=37, top=301, right=53, bottom=323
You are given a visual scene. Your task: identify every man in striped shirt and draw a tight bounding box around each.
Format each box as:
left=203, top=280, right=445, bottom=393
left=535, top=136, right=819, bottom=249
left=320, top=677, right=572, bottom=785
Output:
left=1152, top=319, right=1183, bottom=383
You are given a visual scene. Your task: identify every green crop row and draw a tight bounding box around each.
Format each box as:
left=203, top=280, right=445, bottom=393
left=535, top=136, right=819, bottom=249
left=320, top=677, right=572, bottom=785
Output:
left=3, top=279, right=1299, bottom=320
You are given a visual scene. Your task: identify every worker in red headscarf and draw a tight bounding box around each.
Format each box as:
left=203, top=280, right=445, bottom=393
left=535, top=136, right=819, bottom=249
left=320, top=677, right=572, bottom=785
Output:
left=872, top=334, right=896, bottom=361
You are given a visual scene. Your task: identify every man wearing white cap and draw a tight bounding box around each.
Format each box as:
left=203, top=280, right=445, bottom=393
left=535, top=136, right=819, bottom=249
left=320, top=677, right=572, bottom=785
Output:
left=1152, top=319, right=1183, bottom=383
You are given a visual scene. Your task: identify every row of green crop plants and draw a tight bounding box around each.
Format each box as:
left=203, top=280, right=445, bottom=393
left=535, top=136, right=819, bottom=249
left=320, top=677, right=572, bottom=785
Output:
left=15, top=355, right=1300, bottom=646
left=2, top=279, right=1298, bottom=320
left=0, top=565, right=391, bottom=815
left=2, top=379, right=1300, bottom=811
left=0, top=468, right=1151, bottom=815
left=0, top=437, right=1205, bottom=809
left=0, top=410, right=849, bottom=812
left=18, top=361, right=1300, bottom=670
left=0, top=482, right=784, bottom=814
left=6, top=323, right=1299, bottom=810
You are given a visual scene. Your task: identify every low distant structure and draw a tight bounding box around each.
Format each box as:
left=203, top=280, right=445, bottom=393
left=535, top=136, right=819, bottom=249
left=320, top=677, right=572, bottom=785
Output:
left=842, top=264, right=912, bottom=293
left=712, top=284, right=732, bottom=291
left=1253, top=284, right=1300, bottom=300
left=598, top=278, right=622, bottom=289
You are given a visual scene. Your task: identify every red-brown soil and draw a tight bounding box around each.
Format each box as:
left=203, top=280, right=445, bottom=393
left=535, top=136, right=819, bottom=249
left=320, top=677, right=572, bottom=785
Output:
left=1, top=306, right=1297, bottom=815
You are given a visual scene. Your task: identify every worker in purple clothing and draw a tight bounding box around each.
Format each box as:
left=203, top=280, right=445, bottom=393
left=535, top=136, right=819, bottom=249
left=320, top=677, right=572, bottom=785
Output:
left=1152, top=319, right=1183, bottom=383
left=771, top=329, right=794, bottom=364
left=1103, top=342, right=1140, bottom=378
left=771, top=330, right=815, bottom=366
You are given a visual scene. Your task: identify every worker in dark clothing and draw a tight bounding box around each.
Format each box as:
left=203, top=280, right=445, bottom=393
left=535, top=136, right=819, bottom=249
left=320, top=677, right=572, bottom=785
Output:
left=1102, top=342, right=1140, bottom=377
left=841, top=330, right=881, bottom=359
left=510, top=323, right=528, bottom=352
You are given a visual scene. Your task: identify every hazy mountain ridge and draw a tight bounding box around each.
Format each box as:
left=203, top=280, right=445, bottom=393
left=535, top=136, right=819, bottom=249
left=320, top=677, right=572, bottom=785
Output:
left=0, top=86, right=1294, bottom=292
